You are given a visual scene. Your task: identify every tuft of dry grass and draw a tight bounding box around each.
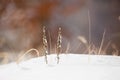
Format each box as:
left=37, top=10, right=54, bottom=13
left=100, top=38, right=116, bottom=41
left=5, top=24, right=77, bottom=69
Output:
left=112, top=44, right=119, bottom=56
left=0, top=52, right=8, bottom=64
left=16, top=48, right=39, bottom=64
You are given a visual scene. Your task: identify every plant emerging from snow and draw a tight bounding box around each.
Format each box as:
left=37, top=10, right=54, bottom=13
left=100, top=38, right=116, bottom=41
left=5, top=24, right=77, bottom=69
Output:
left=17, top=26, right=62, bottom=64
left=43, top=26, right=48, bottom=64
left=56, top=27, right=62, bottom=64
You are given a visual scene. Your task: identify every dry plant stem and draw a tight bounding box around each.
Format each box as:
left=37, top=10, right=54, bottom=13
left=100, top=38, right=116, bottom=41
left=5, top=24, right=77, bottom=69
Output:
left=98, top=30, right=106, bottom=55
left=17, top=48, right=40, bottom=64
left=57, top=27, right=62, bottom=64
left=88, top=10, right=91, bottom=63
left=0, top=53, right=8, bottom=64
left=43, top=26, right=48, bottom=64
left=88, top=10, right=91, bottom=55
left=73, top=43, right=81, bottom=52
left=112, top=44, right=119, bottom=56
left=48, top=31, right=52, bottom=55
left=103, top=41, right=111, bottom=54
left=65, top=42, right=70, bottom=53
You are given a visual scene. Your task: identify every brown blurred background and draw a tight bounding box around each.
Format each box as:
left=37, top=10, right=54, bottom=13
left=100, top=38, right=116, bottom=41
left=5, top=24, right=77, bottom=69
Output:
left=0, top=0, right=120, bottom=63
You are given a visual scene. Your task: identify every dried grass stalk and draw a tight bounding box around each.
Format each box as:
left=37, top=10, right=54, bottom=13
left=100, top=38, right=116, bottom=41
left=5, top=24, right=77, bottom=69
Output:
left=16, top=48, right=39, bottom=64
left=98, top=30, right=106, bottom=55
left=43, top=26, right=48, bottom=64
left=57, top=27, right=62, bottom=64
left=65, top=42, right=70, bottom=53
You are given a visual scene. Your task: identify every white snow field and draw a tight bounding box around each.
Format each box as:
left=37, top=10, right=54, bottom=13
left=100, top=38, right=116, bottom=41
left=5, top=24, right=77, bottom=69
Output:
left=0, top=54, right=120, bottom=80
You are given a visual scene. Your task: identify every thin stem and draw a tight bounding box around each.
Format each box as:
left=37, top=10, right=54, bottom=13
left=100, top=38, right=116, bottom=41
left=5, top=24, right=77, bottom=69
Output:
left=57, top=27, right=62, bottom=64
left=43, top=26, right=48, bottom=64
left=88, top=10, right=91, bottom=55
left=98, top=30, right=106, bottom=55
left=65, top=42, right=70, bottom=53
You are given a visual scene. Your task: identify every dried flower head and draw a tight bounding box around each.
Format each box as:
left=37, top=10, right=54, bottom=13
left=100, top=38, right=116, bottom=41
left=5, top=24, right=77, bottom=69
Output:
left=56, top=27, right=62, bottom=64
left=43, top=26, right=48, bottom=64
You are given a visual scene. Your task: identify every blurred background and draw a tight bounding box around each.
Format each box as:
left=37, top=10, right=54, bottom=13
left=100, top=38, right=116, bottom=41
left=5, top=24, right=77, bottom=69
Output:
left=0, top=0, right=120, bottom=64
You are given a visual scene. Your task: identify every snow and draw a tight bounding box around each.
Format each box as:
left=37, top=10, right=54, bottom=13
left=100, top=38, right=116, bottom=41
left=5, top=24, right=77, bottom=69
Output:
left=0, top=54, right=120, bottom=80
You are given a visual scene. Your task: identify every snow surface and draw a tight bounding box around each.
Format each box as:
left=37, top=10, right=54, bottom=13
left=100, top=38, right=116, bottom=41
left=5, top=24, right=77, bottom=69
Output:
left=0, top=54, right=120, bottom=80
